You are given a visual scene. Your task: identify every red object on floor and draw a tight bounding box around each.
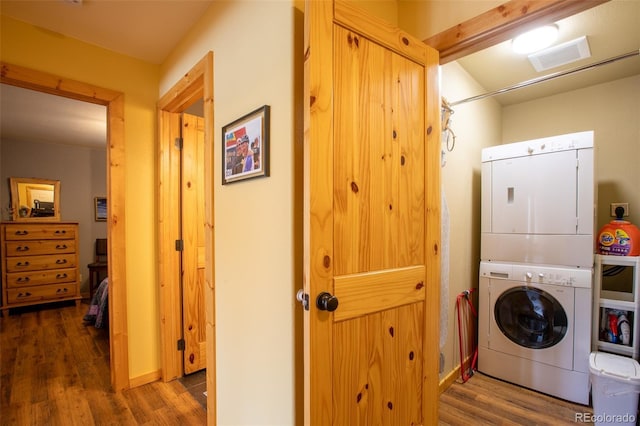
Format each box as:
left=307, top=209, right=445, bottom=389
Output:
left=457, top=289, right=478, bottom=383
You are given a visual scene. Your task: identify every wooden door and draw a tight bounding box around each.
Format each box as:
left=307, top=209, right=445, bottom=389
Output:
left=303, top=1, right=441, bottom=425
left=181, top=113, right=207, bottom=374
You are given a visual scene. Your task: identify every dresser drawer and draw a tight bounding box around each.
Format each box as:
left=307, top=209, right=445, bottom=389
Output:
left=6, top=283, right=78, bottom=304
left=1, top=222, right=80, bottom=311
left=5, top=268, right=77, bottom=288
left=3, top=224, right=77, bottom=241
left=4, top=253, right=77, bottom=272
left=4, top=239, right=76, bottom=256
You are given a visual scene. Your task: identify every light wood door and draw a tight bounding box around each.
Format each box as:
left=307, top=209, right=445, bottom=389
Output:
left=303, top=1, right=441, bottom=424
left=181, top=113, right=207, bottom=374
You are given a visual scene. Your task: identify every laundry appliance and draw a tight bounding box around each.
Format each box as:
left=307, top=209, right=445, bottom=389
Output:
left=480, top=131, right=595, bottom=269
left=478, top=131, right=595, bottom=404
left=479, top=261, right=592, bottom=404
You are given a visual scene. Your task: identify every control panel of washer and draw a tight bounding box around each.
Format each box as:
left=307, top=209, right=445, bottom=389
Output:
left=480, top=261, right=592, bottom=288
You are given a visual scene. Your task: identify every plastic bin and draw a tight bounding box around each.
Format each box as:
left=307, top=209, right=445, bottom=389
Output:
left=589, top=352, right=640, bottom=426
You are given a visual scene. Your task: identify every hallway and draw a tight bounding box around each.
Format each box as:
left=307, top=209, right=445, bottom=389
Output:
left=0, top=301, right=206, bottom=425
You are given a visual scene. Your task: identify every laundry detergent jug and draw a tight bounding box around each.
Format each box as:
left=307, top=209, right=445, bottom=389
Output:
left=598, top=206, right=640, bottom=256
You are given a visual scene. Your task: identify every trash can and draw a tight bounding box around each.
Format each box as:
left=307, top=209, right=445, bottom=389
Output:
left=589, top=352, right=640, bottom=426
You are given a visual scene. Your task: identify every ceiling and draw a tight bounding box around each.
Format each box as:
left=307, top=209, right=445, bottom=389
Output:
left=1, top=0, right=638, bottom=147
left=0, top=0, right=214, bottom=64
left=454, top=0, right=640, bottom=106
left=0, top=0, right=214, bottom=148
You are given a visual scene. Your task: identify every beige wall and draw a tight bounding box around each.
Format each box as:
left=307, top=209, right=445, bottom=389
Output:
left=439, top=62, right=502, bottom=377
left=1, top=15, right=161, bottom=380
left=503, top=74, right=640, bottom=231
left=159, top=1, right=303, bottom=424
left=399, top=0, right=502, bottom=39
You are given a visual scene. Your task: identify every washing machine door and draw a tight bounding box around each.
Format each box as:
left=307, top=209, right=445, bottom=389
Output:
left=495, top=286, right=568, bottom=349
left=488, top=279, right=574, bottom=369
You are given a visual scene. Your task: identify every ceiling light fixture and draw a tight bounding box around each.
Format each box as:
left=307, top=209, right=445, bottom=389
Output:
left=512, top=25, right=559, bottom=54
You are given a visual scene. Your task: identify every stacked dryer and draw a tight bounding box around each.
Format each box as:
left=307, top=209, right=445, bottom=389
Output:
left=478, top=131, right=595, bottom=404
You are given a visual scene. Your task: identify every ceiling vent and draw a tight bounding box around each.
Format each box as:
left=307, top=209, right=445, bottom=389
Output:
left=528, top=36, right=591, bottom=72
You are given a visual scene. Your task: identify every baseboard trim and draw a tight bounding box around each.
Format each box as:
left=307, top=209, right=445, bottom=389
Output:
left=439, top=352, right=477, bottom=394
left=129, top=369, right=161, bottom=388
left=439, top=364, right=461, bottom=394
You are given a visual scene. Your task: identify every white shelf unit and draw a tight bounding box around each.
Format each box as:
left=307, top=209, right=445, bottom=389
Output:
left=593, top=255, right=640, bottom=359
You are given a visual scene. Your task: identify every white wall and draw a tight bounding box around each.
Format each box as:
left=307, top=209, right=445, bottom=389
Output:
left=159, top=1, right=302, bottom=425
left=503, top=74, right=640, bottom=231
left=439, top=62, right=501, bottom=377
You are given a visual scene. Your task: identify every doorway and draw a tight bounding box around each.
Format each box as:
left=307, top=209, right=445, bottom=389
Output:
left=157, top=52, right=216, bottom=423
left=0, top=61, right=129, bottom=391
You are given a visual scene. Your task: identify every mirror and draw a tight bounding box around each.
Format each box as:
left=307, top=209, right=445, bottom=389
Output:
left=9, top=177, right=61, bottom=221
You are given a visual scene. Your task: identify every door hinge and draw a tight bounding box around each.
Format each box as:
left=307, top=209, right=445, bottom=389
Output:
left=175, top=239, right=184, bottom=251
left=175, top=137, right=183, bottom=150
left=177, top=338, right=185, bottom=351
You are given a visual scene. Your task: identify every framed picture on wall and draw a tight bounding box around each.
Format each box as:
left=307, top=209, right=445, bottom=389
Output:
left=222, top=105, right=270, bottom=185
left=94, top=197, right=107, bottom=221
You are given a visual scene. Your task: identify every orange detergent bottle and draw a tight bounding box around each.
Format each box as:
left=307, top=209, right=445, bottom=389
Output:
left=598, top=206, right=640, bottom=256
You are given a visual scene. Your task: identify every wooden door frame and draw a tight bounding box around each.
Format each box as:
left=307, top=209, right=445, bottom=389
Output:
left=157, top=52, right=216, bottom=423
left=0, top=62, right=129, bottom=392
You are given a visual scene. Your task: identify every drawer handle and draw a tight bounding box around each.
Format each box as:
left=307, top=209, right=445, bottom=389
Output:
left=56, top=288, right=69, bottom=294
left=17, top=292, right=32, bottom=298
left=55, top=259, right=68, bottom=265
left=54, top=230, right=67, bottom=235
left=56, top=273, right=68, bottom=279
left=16, top=246, right=30, bottom=252
left=14, top=230, right=29, bottom=236
left=17, top=277, right=30, bottom=283
left=55, top=244, right=68, bottom=250
left=16, top=261, right=30, bottom=267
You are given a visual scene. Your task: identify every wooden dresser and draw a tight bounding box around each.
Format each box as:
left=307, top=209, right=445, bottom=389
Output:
left=1, top=222, right=80, bottom=315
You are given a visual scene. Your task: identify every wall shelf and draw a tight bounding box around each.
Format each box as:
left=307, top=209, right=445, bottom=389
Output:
left=593, top=255, right=640, bottom=359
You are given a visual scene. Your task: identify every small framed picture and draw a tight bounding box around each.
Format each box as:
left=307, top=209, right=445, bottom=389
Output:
left=222, top=105, right=270, bottom=185
left=94, top=197, right=107, bottom=221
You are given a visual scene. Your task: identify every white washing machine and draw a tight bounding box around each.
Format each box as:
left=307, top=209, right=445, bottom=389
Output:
left=478, top=261, right=593, bottom=405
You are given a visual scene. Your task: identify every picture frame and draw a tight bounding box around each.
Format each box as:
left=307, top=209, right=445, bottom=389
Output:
left=94, top=197, right=107, bottom=222
left=222, top=105, right=270, bottom=185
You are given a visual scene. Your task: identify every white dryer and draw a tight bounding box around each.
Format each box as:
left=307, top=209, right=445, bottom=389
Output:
left=481, top=131, right=595, bottom=268
left=479, top=261, right=593, bottom=404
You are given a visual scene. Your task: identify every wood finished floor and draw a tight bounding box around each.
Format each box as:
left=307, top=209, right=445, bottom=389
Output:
left=2, top=301, right=594, bottom=425
left=439, top=372, right=593, bottom=425
left=0, top=301, right=206, bottom=425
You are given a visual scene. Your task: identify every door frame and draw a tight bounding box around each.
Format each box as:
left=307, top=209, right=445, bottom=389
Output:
left=157, top=52, right=216, bottom=423
left=0, top=61, right=129, bottom=392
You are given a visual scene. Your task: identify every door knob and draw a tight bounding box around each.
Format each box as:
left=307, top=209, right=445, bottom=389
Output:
left=316, top=292, right=339, bottom=312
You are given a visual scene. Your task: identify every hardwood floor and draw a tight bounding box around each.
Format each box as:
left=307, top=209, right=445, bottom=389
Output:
left=2, top=301, right=595, bottom=425
left=0, top=301, right=206, bottom=425
left=439, top=372, right=593, bottom=425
